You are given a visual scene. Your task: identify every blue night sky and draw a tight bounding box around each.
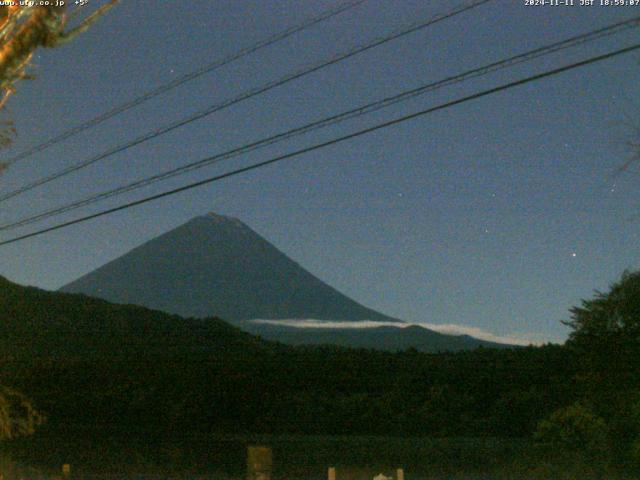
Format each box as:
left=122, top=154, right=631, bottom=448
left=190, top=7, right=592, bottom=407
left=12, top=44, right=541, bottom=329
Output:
left=1, top=0, right=639, bottom=344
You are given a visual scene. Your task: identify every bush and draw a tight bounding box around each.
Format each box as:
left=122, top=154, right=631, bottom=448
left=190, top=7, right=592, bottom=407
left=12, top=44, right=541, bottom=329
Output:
left=534, top=403, right=609, bottom=462
left=0, top=386, right=44, bottom=440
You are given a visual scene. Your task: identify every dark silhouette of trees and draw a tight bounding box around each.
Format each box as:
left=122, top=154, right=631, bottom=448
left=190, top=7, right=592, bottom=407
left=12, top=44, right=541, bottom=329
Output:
left=3, top=268, right=640, bottom=471
left=564, top=270, right=640, bottom=464
left=565, top=270, right=640, bottom=346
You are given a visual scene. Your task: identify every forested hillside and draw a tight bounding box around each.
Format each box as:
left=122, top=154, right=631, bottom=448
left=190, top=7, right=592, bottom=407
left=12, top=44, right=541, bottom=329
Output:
left=1, top=274, right=566, bottom=437
left=1, top=272, right=639, bottom=473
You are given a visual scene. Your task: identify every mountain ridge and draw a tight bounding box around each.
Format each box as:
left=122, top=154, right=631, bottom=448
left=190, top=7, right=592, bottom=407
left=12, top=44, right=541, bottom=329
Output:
left=0, top=273, right=509, bottom=355
left=59, top=213, right=515, bottom=350
left=61, top=213, right=403, bottom=323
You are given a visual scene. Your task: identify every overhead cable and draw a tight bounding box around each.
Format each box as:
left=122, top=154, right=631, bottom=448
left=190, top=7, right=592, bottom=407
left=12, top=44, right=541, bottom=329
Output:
left=2, top=0, right=369, bottom=165
left=1, top=42, right=638, bottom=247
left=0, top=0, right=493, bottom=202
left=1, top=16, right=638, bottom=232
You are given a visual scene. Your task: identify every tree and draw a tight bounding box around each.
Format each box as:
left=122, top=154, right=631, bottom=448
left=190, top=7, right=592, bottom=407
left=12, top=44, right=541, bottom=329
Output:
left=0, top=1, right=119, bottom=169
left=0, top=1, right=119, bottom=108
left=563, top=270, right=640, bottom=462
left=0, top=386, right=44, bottom=440
left=563, top=270, right=640, bottom=399
left=534, top=403, right=610, bottom=461
left=0, top=0, right=118, bottom=439
left=564, top=269, right=640, bottom=347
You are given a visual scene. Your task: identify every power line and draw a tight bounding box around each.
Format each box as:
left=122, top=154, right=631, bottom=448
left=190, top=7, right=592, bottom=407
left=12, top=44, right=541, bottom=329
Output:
left=1, top=0, right=369, bottom=165
left=1, top=42, right=638, bottom=247
left=1, top=16, right=638, bottom=232
left=0, top=0, right=493, bottom=203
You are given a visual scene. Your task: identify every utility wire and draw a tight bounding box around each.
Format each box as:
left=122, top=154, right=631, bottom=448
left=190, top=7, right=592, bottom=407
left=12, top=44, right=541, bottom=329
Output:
left=1, top=42, right=638, bottom=247
left=0, top=0, right=493, bottom=203
left=1, top=0, right=369, bottom=165
left=1, top=16, right=638, bottom=232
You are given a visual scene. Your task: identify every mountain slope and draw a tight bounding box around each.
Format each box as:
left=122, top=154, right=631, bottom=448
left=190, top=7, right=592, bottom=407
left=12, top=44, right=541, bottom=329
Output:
left=0, top=275, right=563, bottom=446
left=0, top=275, right=263, bottom=358
left=61, top=213, right=402, bottom=323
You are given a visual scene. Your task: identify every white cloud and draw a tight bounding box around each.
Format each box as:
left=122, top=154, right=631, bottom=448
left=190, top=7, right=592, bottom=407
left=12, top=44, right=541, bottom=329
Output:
left=250, top=319, right=559, bottom=346
left=415, top=323, right=557, bottom=346
left=253, top=319, right=407, bottom=329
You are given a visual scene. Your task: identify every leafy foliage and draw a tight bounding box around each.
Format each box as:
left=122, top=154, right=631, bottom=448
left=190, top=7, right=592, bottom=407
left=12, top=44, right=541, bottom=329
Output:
left=534, top=403, right=609, bottom=459
left=0, top=2, right=119, bottom=108
left=0, top=2, right=118, bottom=168
left=564, top=270, right=640, bottom=465
left=565, top=270, right=640, bottom=347
left=0, top=115, right=15, bottom=150
left=0, top=385, right=44, bottom=440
